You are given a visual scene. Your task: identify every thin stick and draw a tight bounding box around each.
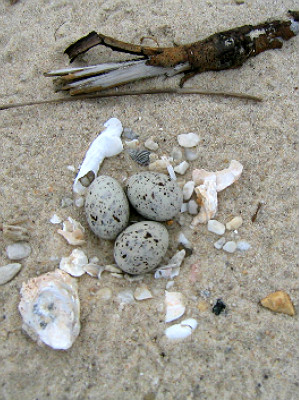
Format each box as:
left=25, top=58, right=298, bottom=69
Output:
left=0, top=88, right=262, bottom=110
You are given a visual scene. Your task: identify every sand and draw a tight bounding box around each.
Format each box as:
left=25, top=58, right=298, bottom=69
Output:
left=0, top=0, right=298, bottom=399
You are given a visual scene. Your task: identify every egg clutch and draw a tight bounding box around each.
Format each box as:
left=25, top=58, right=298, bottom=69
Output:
left=85, top=171, right=183, bottom=275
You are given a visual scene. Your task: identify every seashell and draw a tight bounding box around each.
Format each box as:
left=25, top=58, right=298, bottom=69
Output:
left=128, top=149, right=151, bottom=166
left=173, top=161, right=189, bottom=175
left=59, top=248, right=88, bottom=277
left=2, top=223, right=30, bottom=241
left=155, top=250, right=186, bottom=279
left=165, top=291, right=185, bottom=323
left=144, top=137, right=159, bottom=151
left=226, top=216, right=243, bottom=230
left=165, top=318, right=198, bottom=340
left=182, top=181, right=195, bottom=201
left=83, top=264, right=105, bottom=278
left=49, top=214, right=62, bottom=224
left=134, top=285, right=153, bottom=301
left=18, top=269, right=80, bottom=350
left=57, top=217, right=85, bottom=245
left=73, top=118, right=123, bottom=194
left=191, top=175, right=218, bottom=226
left=0, top=263, right=22, bottom=285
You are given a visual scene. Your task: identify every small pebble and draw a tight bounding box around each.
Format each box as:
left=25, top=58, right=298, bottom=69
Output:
left=183, top=181, right=195, bottom=201
left=226, top=216, right=243, bottom=230
left=123, top=127, right=139, bottom=140
left=6, top=242, right=31, bottom=260
left=74, top=196, right=84, bottom=208
left=67, top=165, right=76, bottom=172
left=214, top=237, right=226, bottom=249
left=180, top=203, right=188, bottom=213
left=237, top=240, right=251, bottom=251
left=207, top=220, right=225, bottom=235
left=166, top=280, right=175, bottom=290
left=184, top=148, right=199, bottom=161
left=171, top=147, right=183, bottom=162
left=0, top=263, right=22, bottom=285
left=260, top=290, right=295, bottom=316
left=223, top=241, right=237, bottom=253
left=144, top=137, right=159, bottom=151
left=174, top=161, right=190, bottom=175
left=188, top=200, right=198, bottom=215
left=125, top=139, right=140, bottom=149
left=177, top=132, right=200, bottom=148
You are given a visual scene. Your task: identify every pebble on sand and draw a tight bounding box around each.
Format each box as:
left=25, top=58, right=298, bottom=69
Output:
left=0, top=263, right=22, bottom=285
left=6, top=242, right=31, bottom=260
left=177, top=132, right=200, bottom=148
left=260, top=290, right=295, bottom=316
left=226, top=216, right=243, bottom=230
left=207, top=220, right=225, bottom=235
left=222, top=241, right=237, bottom=253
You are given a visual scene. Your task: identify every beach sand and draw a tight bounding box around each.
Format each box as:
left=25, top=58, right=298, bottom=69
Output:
left=0, top=1, right=298, bottom=399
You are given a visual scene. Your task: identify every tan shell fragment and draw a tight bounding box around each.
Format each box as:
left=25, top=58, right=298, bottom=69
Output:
left=57, top=217, right=85, bottom=245
left=191, top=175, right=217, bottom=226
left=260, top=290, right=295, bottom=316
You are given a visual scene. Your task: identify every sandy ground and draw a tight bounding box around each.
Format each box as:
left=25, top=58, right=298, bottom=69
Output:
left=0, top=0, right=298, bottom=399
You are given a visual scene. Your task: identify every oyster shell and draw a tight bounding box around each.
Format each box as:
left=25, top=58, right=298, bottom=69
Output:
left=18, top=269, right=80, bottom=350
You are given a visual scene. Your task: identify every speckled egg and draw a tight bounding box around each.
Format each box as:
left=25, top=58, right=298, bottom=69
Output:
left=126, top=172, right=183, bottom=221
left=114, top=221, right=169, bottom=274
left=85, top=176, right=130, bottom=240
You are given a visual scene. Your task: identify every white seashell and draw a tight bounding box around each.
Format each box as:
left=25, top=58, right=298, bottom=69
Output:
left=73, top=118, right=123, bottom=194
left=191, top=175, right=217, bottom=226
left=226, top=216, right=243, bottom=230
left=105, top=264, right=122, bottom=273
left=215, top=160, right=243, bottom=192
left=59, top=248, right=88, bottom=277
left=177, top=132, right=200, bottom=148
left=174, top=161, right=189, bottom=175
left=74, top=196, right=85, bottom=208
left=83, top=263, right=105, bottom=278
left=57, top=217, right=85, bottom=246
left=134, top=286, right=153, bottom=301
left=49, top=214, right=62, bottom=224
left=192, top=161, right=243, bottom=192
left=155, top=250, right=186, bottom=280
left=183, top=181, right=195, bottom=201
left=18, top=269, right=80, bottom=350
left=164, top=318, right=198, bottom=340
left=0, top=263, right=22, bottom=285
left=161, top=155, right=176, bottom=180
left=171, top=147, right=183, bottom=162
left=117, top=289, right=134, bottom=304
left=177, top=232, right=191, bottom=248
left=165, top=291, right=185, bottom=322
left=207, top=220, right=225, bottom=235
left=166, top=280, right=175, bottom=290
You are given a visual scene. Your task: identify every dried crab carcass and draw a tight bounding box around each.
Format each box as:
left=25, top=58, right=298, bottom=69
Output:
left=18, top=269, right=80, bottom=350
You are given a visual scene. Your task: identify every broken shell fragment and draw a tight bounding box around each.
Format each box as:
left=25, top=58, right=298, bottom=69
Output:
left=6, top=242, right=31, bottom=260
left=3, top=224, right=30, bottom=241
left=155, top=250, right=186, bottom=279
left=191, top=175, right=217, bottom=225
left=57, top=217, right=85, bottom=245
left=18, top=269, right=80, bottom=350
left=83, top=263, right=105, bottom=278
left=173, top=161, right=189, bottom=175
left=260, top=290, right=295, bottom=316
left=183, top=181, right=195, bottom=201
left=73, top=118, right=123, bottom=194
left=207, top=220, right=225, bottom=235
left=59, top=248, right=88, bottom=277
left=165, top=291, right=185, bottom=323
left=134, top=286, right=153, bottom=301
left=0, top=263, right=22, bottom=285
left=164, top=318, right=198, bottom=340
